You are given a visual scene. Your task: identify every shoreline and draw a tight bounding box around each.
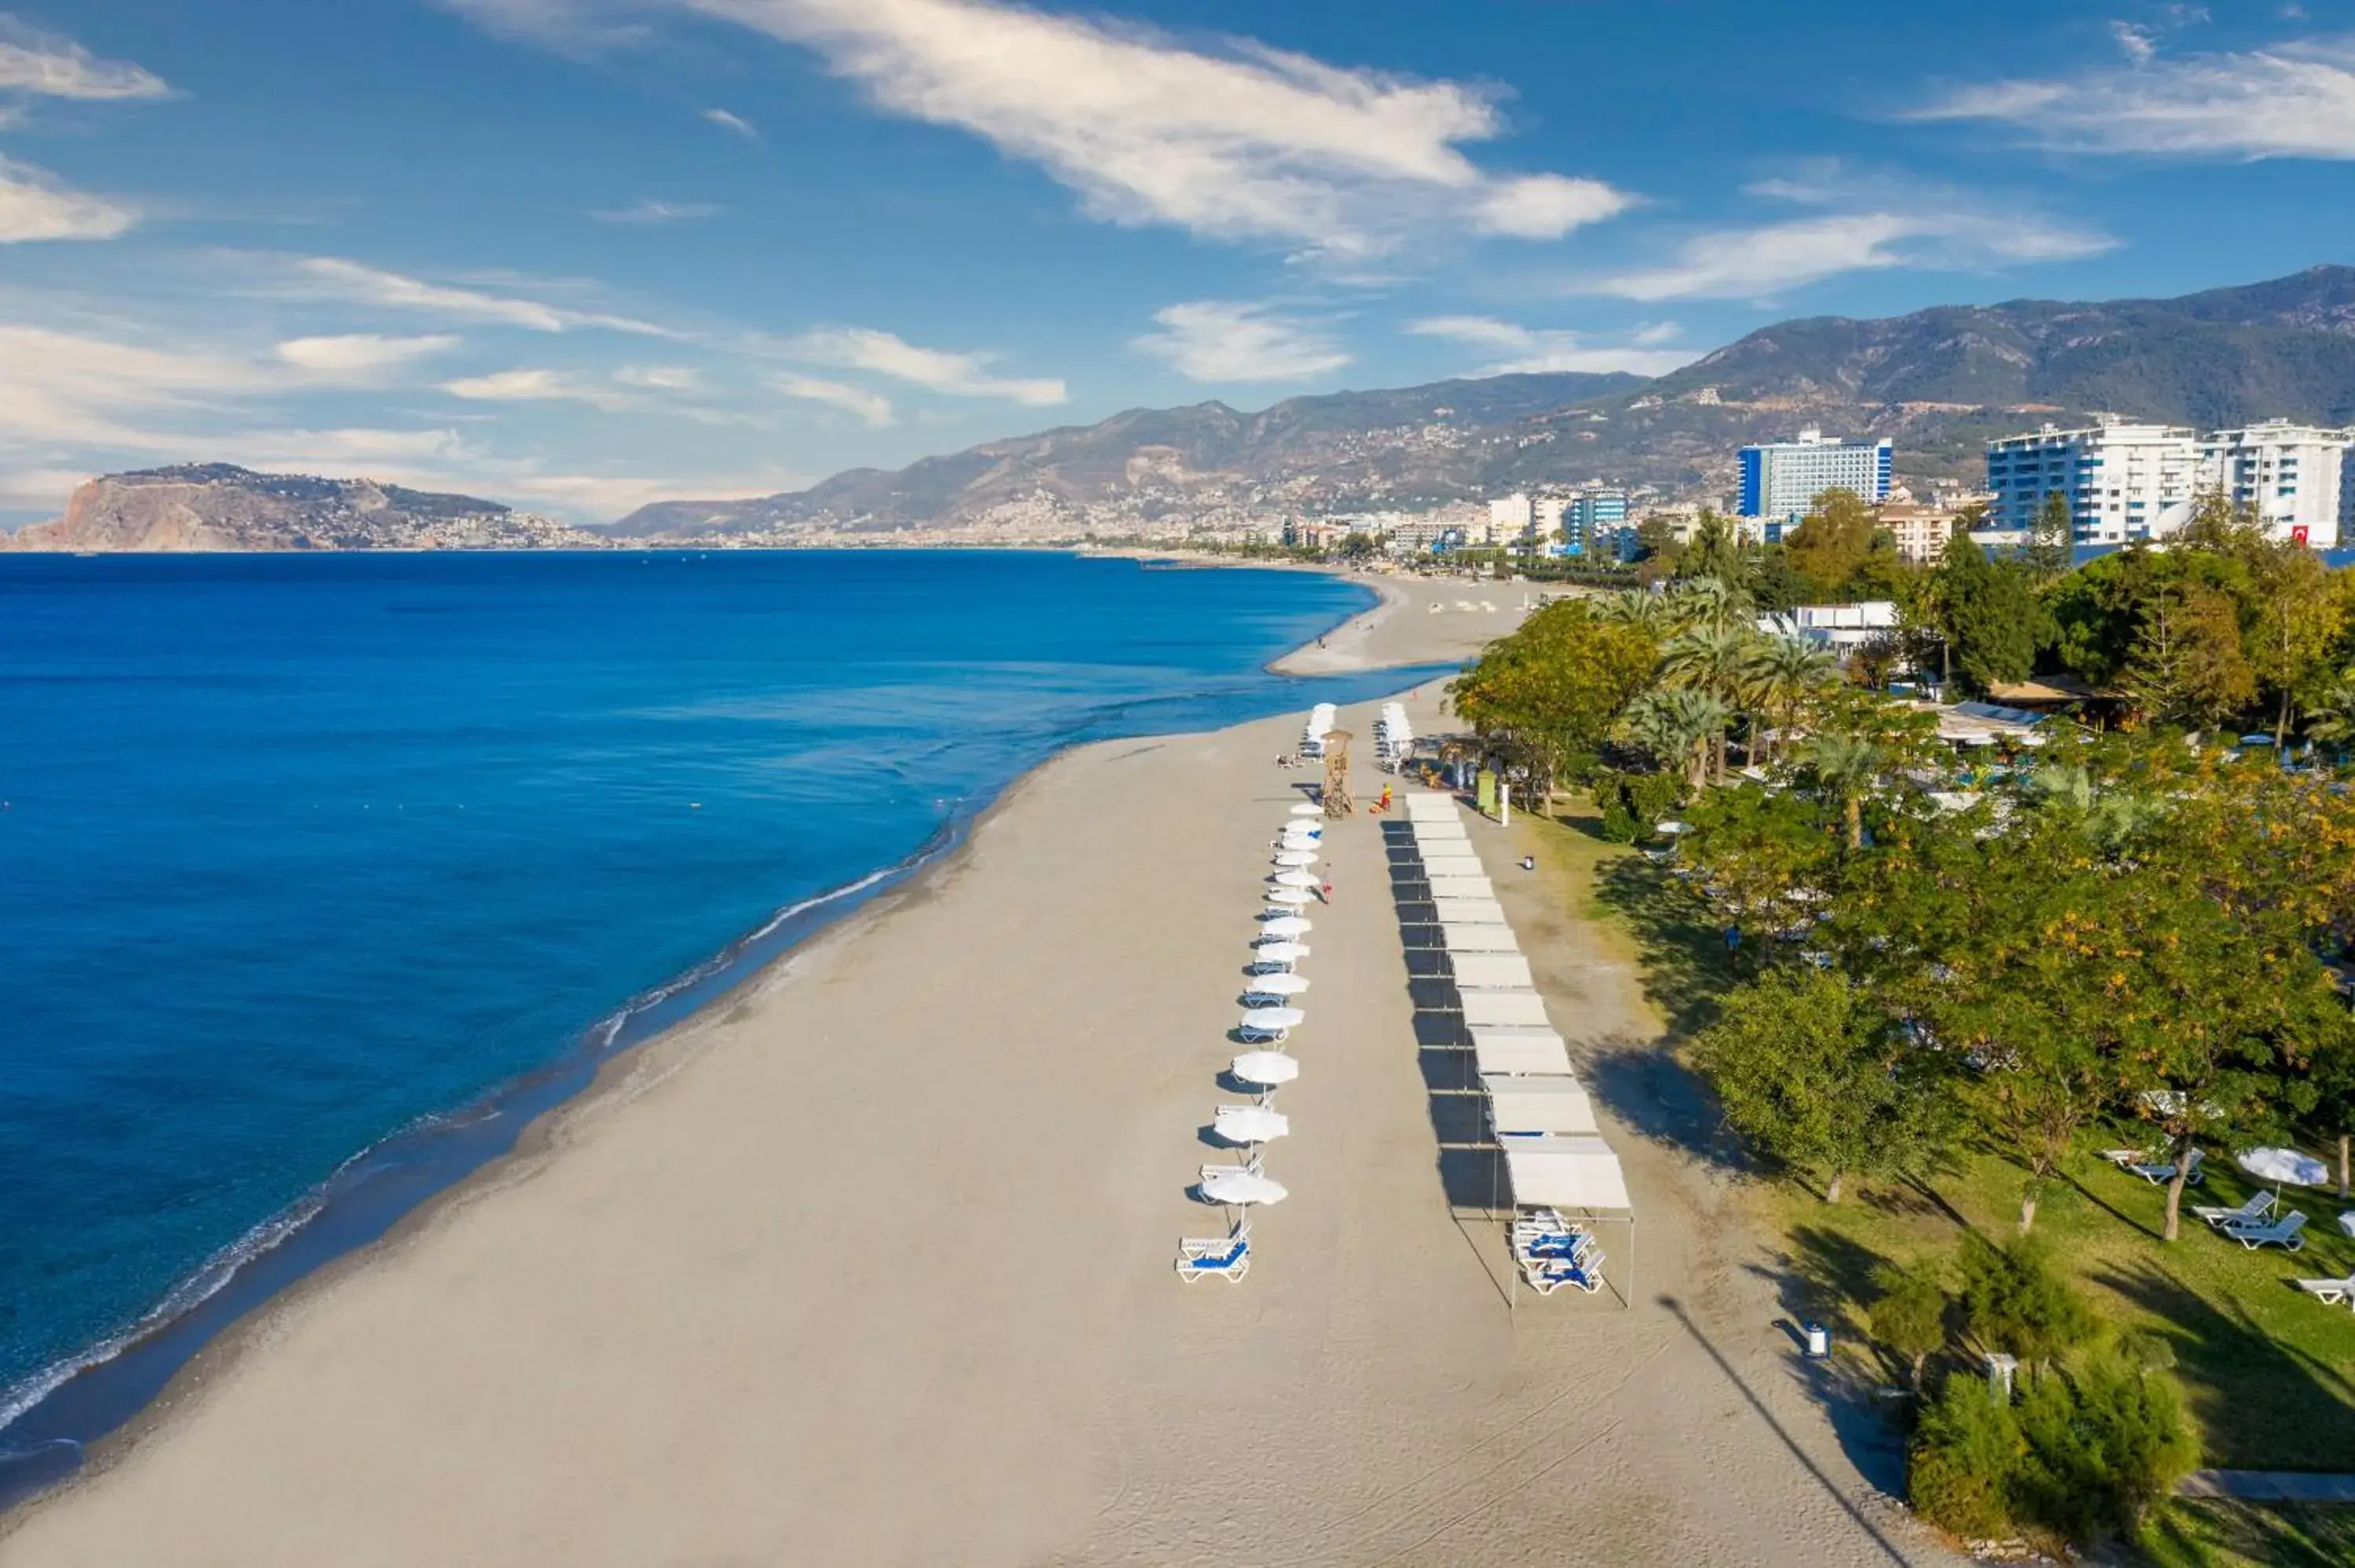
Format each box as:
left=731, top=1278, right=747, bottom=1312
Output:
left=0, top=561, right=1457, bottom=1524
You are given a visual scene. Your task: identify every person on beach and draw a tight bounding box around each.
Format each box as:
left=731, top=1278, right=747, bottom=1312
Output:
left=1319, top=880, right=1334, bottom=903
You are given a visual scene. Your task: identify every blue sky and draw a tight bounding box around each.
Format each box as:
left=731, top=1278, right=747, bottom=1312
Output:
left=2, top=0, right=2350, bottom=522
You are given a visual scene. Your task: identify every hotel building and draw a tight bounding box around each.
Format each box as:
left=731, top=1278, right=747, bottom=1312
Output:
left=1737, top=430, right=1894, bottom=539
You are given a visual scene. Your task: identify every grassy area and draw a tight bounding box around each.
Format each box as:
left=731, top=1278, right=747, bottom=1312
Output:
left=2141, top=1501, right=2355, bottom=1566
left=1533, top=789, right=2355, bottom=1484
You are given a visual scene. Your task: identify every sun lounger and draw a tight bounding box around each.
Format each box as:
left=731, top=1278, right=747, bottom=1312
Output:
left=1176, top=1231, right=1251, bottom=1282
left=1199, top=1154, right=1265, bottom=1183
left=1524, top=1251, right=1605, bottom=1296
left=2294, top=1274, right=2355, bottom=1308
left=2191, top=1192, right=2277, bottom=1230
left=2222, top=1211, right=2306, bottom=1251
left=2112, top=1148, right=2203, bottom=1186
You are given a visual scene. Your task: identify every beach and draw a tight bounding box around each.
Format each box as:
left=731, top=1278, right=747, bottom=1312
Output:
left=0, top=576, right=1958, bottom=1566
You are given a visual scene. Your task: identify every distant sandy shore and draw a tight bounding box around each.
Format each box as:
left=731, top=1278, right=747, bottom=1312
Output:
left=0, top=577, right=1959, bottom=1566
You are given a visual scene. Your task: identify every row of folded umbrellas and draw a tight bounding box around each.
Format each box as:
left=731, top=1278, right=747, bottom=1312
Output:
left=1198, top=799, right=1331, bottom=1210
left=1300, top=702, right=1338, bottom=757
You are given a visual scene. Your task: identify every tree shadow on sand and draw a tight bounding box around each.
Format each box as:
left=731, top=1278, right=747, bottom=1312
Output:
left=1590, top=851, right=1738, bottom=1041
left=1579, top=1037, right=1745, bottom=1175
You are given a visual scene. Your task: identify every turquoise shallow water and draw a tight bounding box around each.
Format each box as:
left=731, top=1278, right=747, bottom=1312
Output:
left=0, top=550, right=1433, bottom=1464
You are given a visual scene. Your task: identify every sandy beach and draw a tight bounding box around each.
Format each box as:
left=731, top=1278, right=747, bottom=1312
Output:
left=0, top=574, right=1959, bottom=1566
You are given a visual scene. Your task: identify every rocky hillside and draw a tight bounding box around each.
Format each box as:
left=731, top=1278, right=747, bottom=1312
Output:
left=2, top=465, right=593, bottom=552
left=618, top=266, right=2355, bottom=538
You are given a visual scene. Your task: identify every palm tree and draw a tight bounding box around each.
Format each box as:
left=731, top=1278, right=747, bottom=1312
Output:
left=1594, top=589, right=1671, bottom=633
left=1806, top=733, right=1883, bottom=849
left=1625, top=687, right=1729, bottom=793
left=2305, top=673, right=2355, bottom=757
left=1663, top=574, right=1755, bottom=640
left=1742, top=638, right=1839, bottom=765
left=1659, top=626, right=1758, bottom=779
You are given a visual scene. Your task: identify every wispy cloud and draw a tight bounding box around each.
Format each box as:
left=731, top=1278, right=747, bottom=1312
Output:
left=591, top=198, right=723, bottom=223
left=1914, top=31, right=2355, bottom=159
left=281, top=257, right=677, bottom=336
left=441, top=367, right=631, bottom=410
left=703, top=106, right=758, bottom=140
left=784, top=326, right=1064, bottom=405
left=0, top=155, right=135, bottom=242
left=1134, top=301, right=1350, bottom=383
left=771, top=374, right=895, bottom=426
left=450, top=0, right=1631, bottom=261
left=0, top=16, right=169, bottom=101
left=275, top=334, right=462, bottom=377
left=1406, top=315, right=1695, bottom=377
left=1576, top=170, right=2115, bottom=301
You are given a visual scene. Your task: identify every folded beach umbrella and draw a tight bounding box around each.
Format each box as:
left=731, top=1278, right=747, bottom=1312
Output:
left=1247, top=972, right=1310, bottom=997
left=1214, top=1104, right=1291, bottom=1145
left=1274, top=849, right=1320, bottom=866
left=1231, top=1050, right=1300, bottom=1087
left=1252, top=940, right=1309, bottom=966
left=1242, top=1006, right=1305, bottom=1031
left=1289, top=803, right=1323, bottom=817
left=1258, top=916, right=1313, bottom=939
left=1202, top=1170, right=1290, bottom=1207
left=1265, top=889, right=1313, bottom=910
left=1273, top=870, right=1321, bottom=888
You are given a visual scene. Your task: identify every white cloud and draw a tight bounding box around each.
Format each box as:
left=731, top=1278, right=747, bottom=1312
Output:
left=454, top=0, right=1632, bottom=259
left=1133, top=301, right=1350, bottom=383
left=285, top=257, right=676, bottom=335
left=771, top=374, right=895, bottom=425
left=1915, top=33, right=2355, bottom=159
left=1579, top=173, right=2116, bottom=301
left=0, top=17, right=169, bottom=100
left=591, top=198, right=723, bottom=223
left=0, top=155, right=135, bottom=242
left=703, top=107, right=758, bottom=139
left=2112, top=20, right=2160, bottom=64
left=613, top=364, right=702, bottom=391
left=1405, top=315, right=1696, bottom=377
left=784, top=326, right=1064, bottom=404
left=275, top=334, right=461, bottom=377
left=440, top=367, right=632, bottom=410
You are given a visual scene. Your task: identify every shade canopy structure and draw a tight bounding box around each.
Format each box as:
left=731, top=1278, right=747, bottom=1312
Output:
left=1452, top=953, right=1535, bottom=990
left=1432, top=897, right=1508, bottom=926
left=1246, top=972, right=1310, bottom=997
left=1461, top=990, right=1552, bottom=1029
left=1274, top=849, right=1320, bottom=867
left=1289, top=803, right=1324, bottom=817
left=1202, top=1171, right=1290, bottom=1206
left=1415, top=857, right=1486, bottom=882
left=1483, top=1074, right=1597, bottom=1136
left=1273, top=870, right=1321, bottom=888
left=1441, top=923, right=1522, bottom=954
left=1230, top=1050, right=1300, bottom=1087
left=1214, top=1104, right=1291, bottom=1144
left=1258, top=917, right=1313, bottom=939
left=1252, top=941, right=1309, bottom=965
left=1471, top=1027, right=1574, bottom=1075
left=1425, top=876, right=1496, bottom=903
left=1241, top=1006, right=1305, bottom=1030
left=1405, top=794, right=1460, bottom=816
left=1266, top=888, right=1313, bottom=907
left=1412, top=821, right=1470, bottom=843
left=1501, top=1134, right=1632, bottom=1212
left=2238, top=1147, right=2329, bottom=1187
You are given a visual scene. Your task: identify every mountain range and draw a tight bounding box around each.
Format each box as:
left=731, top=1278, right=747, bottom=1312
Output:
left=616, top=264, right=2355, bottom=540
left=9, top=266, right=2354, bottom=552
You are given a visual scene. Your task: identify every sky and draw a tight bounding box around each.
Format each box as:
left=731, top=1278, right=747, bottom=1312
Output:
left=1, top=0, right=2350, bottom=523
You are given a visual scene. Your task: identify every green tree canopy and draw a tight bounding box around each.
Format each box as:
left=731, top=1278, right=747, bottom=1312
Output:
left=1447, top=599, right=1658, bottom=796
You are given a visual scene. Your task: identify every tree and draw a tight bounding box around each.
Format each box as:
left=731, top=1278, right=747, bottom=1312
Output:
left=1677, top=509, right=1746, bottom=585
left=2120, top=581, right=2255, bottom=733
left=2022, top=490, right=2075, bottom=578
left=1622, top=685, right=1727, bottom=792
left=1933, top=531, right=2045, bottom=695
left=1805, top=733, right=1882, bottom=850
left=1870, top=1260, right=1948, bottom=1395
left=2013, top=1351, right=2198, bottom=1543
left=1691, top=967, right=1955, bottom=1203
left=1960, top=1234, right=2092, bottom=1372
left=1447, top=599, right=1658, bottom=800
left=1783, top=487, right=1878, bottom=598
left=1742, top=636, right=1840, bottom=764
left=2247, top=541, right=2342, bottom=745
left=1339, top=531, right=1378, bottom=562
left=1659, top=625, right=1757, bottom=779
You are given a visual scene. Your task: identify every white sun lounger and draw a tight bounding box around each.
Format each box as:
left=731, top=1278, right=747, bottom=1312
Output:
left=2295, top=1274, right=2355, bottom=1308
left=2192, top=1192, right=2277, bottom=1230
left=2223, top=1211, right=2306, bottom=1251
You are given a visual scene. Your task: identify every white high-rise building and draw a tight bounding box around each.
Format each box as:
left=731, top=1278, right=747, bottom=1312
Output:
left=1485, top=493, right=1533, bottom=546
left=1984, top=423, right=2201, bottom=545
left=1737, top=428, right=1893, bottom=536
left=2199, top=421, right=2352, bottom=548
left=1529, top=492, right=1568, bottom=545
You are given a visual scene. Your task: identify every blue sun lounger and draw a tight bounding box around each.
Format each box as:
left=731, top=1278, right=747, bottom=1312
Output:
left=1176, top=1231, right=1251, bottom=1282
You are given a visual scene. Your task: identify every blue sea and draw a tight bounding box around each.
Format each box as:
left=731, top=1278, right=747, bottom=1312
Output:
left=0, top=550, right=1428, bottom=1482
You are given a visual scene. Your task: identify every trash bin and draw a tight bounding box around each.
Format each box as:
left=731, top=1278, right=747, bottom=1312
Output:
left=1804, top=1323, right=1831, bottom=1358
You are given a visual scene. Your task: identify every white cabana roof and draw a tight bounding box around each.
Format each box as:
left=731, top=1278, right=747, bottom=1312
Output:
left=1432, top=897, right=1507, bottom=925
left=1482, top=1074, right=1597, bottom=1136
left=1415, top=847, right=1483, bottom=869
left=1460, top=989, right=1551, bottom=1028
left=1411, top=820, right=1470, bottom=842
left=1471, top=1026, right=1573, bottom=1075
left=1424, top=876, right=1495, bottom=902
left=1405, top=797, right=1461, bottom=819
left=1441, top=923, right=1521, bottom=954
left=1452, top=953, right=1534, bottom=990
left=1502, top=1134, right=1631, bottom=1212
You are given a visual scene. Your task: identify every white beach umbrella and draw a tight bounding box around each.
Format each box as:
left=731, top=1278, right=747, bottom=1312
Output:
left=2237, top=1147, right=2328, bottom=1188
left=1203, top=1170, right=1290, bottom=1207
left=1214, top=1104, right=1291, bottom=1145
left=1231, top=1050, right=1300, bottom=1087
left=1289, top=803, right=1323, bottom=817
left=1265, top=888, right=1313, bottom=908
left=1273, top=869, right=1321, bottom=888
left=1253, top=941, right=1309, bottom=966
left=1242, top=1006, right=1305, bottom=1030
left=1653, top=821, right=1689, bottom=836
left=1258, top=916, right=1313, bottom=939
left=1274, top=849, right=1320, bottom=866
left=1246, top=972, right=1310, bottom=998
left=1279, top=832, right=1321, bottom=849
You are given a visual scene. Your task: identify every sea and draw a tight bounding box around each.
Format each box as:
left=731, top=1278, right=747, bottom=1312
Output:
left=0, top=550, right=1434, bottom=1493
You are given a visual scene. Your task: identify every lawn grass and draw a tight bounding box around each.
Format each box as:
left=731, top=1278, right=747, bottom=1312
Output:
left=1535, top=789, right=2355, bottom=1479
left=2140, top=1500, right=2355, bottom=1567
